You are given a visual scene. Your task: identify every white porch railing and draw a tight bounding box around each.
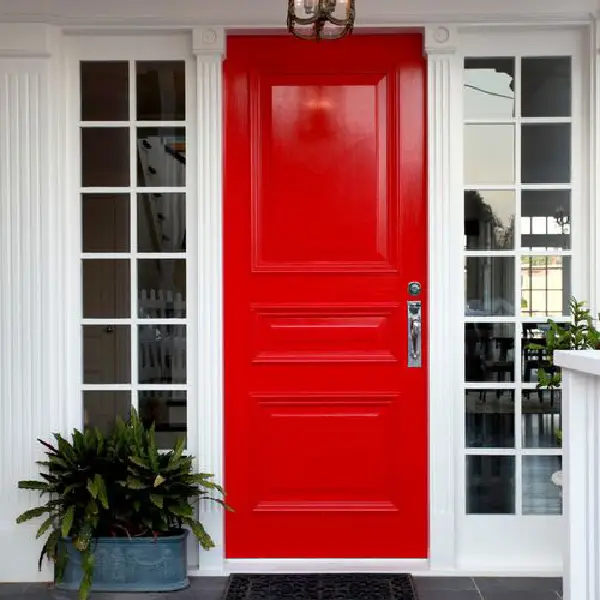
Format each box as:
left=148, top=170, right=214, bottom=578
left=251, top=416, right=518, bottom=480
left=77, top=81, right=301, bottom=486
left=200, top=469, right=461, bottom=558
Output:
left=554, top=349, right=600, bottom=600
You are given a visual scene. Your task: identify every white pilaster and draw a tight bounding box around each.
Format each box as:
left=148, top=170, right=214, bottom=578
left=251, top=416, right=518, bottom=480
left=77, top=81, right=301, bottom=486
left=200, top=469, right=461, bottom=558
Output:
left=424, top=24, right=462, bottom=571
left=0, top=24, right=66, bottom=581
left=589, top=18, right=600, bottom=314
left=193, top=26, right=226, bottom=574
left=554, top=350, right=600, bottom=600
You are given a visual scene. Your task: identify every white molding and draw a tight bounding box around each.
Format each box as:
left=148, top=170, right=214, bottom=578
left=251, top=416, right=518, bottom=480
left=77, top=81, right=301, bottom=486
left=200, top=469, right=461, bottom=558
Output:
left=0, top=23, right=58, bottom=57
left=195, top=43, right=225, bottom=573
left=555, top=349, right=600, bottom=375
left=192, top=27, right=226, bottom=59
left=0, top=0, right=596, bottom=27
left=424, top=23, right=462, bottom=571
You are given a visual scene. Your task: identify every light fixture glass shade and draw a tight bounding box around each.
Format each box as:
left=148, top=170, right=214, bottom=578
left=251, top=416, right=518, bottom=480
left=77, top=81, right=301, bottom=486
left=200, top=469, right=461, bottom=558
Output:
left=287, top=0, right=355, bottom=40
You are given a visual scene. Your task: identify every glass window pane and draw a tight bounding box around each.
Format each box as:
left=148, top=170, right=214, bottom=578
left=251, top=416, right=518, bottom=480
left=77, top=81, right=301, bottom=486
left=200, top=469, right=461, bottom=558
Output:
left=522, top=456, right=563, bottom=515
left=139, top=325, right=186, bottom=384
left=521, top=190, right=570, bottom=251
left=84, top=391, right=131, bottom=433
left=138, top=259, right=186, bottom=319
left=464, top=190, right=515, bottom=250
left=138, top=193, right=186, bottom=252
left=80, top=61, right=129, bottom=121
left=521, top=124, right=571, bottom=184
left=521, top=322, right=561, bottom=384
left=464, top=124, right=514, bottom=185
left=521, top=256, right=571, bottom=317
left=466, top=455, right=515, bottom=514
left=82, top=194, right=130, bottom=253
left=137, top=128, right=186, bottom=187
left=465, top=257, right=515, bottom=316
left=137, top=61, right=186, bottom=121
left=464, top=58, right=515, bottom=119
left=83, top=260, right=130, bottom=318
left=523, top=390, right=562, bottom=449
left=522, top=57, right=571, bottom=118
left=465, top=323, right=515, bottom=383
left=83, top=325, right=131, bottom=384
left=139, top=391, right=186, bottom=450
left=465, top=390, right=515, bottom=448
left=81, top=128, right=130, bottom=188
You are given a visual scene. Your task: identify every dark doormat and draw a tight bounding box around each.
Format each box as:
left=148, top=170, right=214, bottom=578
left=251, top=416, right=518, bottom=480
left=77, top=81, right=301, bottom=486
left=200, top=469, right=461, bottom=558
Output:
left=223, top=574, right=418, bottom=600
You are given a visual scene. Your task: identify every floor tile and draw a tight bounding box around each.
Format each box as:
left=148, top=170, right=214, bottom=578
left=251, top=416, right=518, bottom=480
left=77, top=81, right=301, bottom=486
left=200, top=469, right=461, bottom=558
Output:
left=416, top=591, right=482, bottom=600
left=475, top=577, right=562, bottom=593
left=481, top=592, right=560, bottom=600
left=414, top=577, right=477, bottom=591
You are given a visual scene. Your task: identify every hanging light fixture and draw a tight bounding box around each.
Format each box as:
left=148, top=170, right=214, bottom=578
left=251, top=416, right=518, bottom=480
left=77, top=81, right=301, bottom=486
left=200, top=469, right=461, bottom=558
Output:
left=287, top=0, right=356, bottom=40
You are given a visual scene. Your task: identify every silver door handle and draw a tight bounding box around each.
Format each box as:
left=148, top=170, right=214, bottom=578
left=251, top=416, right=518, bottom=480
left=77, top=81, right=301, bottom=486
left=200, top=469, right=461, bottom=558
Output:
left=408, top=301, right=421, bottom=368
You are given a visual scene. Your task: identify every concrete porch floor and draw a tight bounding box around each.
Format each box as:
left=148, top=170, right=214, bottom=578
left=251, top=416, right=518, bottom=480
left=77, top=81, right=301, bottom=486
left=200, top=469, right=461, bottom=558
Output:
left=0, top=576, right=564, bottom=599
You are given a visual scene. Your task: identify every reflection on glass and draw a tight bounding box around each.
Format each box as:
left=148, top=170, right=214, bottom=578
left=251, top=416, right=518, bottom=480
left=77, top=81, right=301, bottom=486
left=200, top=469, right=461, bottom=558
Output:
left=138, top=259, right=186, bottom=318
left=137, top=128, right=186, bottom=187
left=81, top=128, right=130, bottom=188
left=523, top=390, right=562, bottom=449
left=522, top=322, right=565, bottom=384
left=137, top=61, right=186, bottom=121
left=465, top=390, right=515, bottom=448
left=467, top=455, right=515, bottom=514
left=138, top=193, right=186, bottom=252
left=464, top=124, right=515, bottom=185
left=521, top=256, right=571, bottom=317
left=81, top=62, right=129, bottom=122
left=522, top=57, right=571, bottom=118
left=83, top=260, right=130, bottom=318
left=138, top=325, right=186, bottom=384
left=465, top=257, right=515, bottom=316
left=139, top=391, right=186, bottom=450
left=464, top=190, right=515, bottom=250
left=521, top=124, right=571, bottom=184
left=521, top=190, right=571, bottom=251
left=83, top=325, right=131, bottom=384
left=82, top=194, right=130, bottom=253
left=84, top=391, right=131, bottom=433
left=465, top=323, right=515, bottom=383
left=522, top=456, right=562, bottom=515
left=464, top=58, right=515, bottom=119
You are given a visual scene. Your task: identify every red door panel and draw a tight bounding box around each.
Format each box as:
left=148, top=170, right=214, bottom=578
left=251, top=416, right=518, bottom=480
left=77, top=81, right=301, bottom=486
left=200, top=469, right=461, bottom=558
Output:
left=224, top=34, right=427, bottom=559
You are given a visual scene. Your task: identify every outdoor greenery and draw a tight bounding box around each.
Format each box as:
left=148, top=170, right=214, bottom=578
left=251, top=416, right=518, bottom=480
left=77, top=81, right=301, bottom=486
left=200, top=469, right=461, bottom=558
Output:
left=15, top=410, right=229, bottom=600
left=528, top=297, right=600, bottom=444
left=528, top=297, right=600, bottom=390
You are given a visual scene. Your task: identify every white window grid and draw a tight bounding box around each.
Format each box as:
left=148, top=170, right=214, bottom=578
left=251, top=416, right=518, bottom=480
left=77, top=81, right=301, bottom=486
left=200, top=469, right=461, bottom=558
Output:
left=463, top=54, right=571, bottom=516
left=78, top=59, right=191, bottom=417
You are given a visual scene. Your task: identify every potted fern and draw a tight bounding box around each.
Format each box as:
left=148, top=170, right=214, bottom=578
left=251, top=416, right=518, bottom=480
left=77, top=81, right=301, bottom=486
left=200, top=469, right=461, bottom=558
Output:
left=16, top=410, right=229, bottom=599
left=528, top=297, right=600, bottom=496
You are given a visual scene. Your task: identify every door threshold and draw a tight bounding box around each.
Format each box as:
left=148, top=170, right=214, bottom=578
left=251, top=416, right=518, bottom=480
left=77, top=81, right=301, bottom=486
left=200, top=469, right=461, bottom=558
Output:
left=223, top=559, right=429, bottom=573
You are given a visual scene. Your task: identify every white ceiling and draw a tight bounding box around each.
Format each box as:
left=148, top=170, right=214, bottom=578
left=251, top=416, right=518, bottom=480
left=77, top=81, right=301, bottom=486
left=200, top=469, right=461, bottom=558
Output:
left=0, top=0, right=596, bottom=26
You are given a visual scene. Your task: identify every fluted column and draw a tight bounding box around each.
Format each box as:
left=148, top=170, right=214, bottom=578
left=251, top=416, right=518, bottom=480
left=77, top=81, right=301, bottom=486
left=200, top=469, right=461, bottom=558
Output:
left=0, top=24, right=65, bottom=581
left=425, top=24, right=462, bottom=571
left=193, top=26, right=226, bottom=573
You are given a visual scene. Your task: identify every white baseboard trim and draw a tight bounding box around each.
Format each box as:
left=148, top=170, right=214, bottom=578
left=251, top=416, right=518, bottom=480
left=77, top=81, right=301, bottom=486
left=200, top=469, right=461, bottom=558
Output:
left=189, top=561, right=563, bottom=578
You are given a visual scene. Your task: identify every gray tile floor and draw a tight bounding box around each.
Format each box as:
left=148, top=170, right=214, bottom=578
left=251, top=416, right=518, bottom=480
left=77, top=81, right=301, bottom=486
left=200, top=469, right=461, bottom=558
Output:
left=0, top=576, right=564, bottom=599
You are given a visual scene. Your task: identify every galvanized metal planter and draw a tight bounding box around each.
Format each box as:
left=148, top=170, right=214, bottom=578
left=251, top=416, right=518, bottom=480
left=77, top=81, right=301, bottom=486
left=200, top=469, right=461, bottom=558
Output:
left=56, top=531, right=189, bottom=592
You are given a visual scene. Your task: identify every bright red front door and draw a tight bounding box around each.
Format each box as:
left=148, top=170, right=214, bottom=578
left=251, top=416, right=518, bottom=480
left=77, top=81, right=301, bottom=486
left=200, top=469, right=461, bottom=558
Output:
left=224, top=34, right=427, bottom=559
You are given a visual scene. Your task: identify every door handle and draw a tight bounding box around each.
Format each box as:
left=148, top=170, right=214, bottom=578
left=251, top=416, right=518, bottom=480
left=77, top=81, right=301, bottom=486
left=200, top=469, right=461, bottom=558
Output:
left=408, top=301, right=421, bottom=368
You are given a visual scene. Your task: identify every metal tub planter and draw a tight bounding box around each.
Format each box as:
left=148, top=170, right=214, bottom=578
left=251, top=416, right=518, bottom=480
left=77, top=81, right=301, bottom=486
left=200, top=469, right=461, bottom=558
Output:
left=56, top=531, right=189, bottom=593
